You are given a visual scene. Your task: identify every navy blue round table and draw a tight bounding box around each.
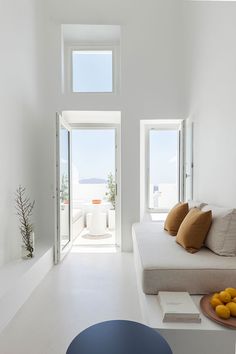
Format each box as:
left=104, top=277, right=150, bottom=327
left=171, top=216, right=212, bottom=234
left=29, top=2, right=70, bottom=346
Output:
left=66, top=320, right=172, bottom=354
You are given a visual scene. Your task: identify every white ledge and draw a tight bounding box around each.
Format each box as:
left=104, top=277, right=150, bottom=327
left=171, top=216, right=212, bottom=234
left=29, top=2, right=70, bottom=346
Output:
left=0, top=244, right=53, bottom=333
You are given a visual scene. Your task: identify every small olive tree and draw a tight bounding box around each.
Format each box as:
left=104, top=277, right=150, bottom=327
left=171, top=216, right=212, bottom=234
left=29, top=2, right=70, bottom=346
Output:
left=15, top=186, right=35, bottom=258
left=106, top=173, right=116, bottom=209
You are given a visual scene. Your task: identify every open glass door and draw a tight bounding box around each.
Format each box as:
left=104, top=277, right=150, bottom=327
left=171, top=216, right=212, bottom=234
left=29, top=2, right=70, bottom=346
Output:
left=184, top=118, right=194, bottom=201
left=55, top=113, right=72, bottom=263
left=148, top=128, right=180, bottom=211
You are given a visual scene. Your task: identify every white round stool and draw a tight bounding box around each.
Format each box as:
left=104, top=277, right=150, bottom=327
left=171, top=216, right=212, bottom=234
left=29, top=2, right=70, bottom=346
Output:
left=86, top=205, right=107, bottom=236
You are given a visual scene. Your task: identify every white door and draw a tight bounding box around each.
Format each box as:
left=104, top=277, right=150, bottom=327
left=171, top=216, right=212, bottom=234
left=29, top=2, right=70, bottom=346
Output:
left=55, top=113, right=73, bottom=263
left=184, top=118, right=194, bottom=201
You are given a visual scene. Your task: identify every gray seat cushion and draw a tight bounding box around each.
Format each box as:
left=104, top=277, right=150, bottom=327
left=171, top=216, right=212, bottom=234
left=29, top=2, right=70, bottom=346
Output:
left=132, top=222, right=236, bottom=295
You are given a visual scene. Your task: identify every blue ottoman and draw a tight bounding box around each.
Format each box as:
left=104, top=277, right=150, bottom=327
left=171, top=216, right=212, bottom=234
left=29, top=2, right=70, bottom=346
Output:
left=67, top=320, right=172, bottom=354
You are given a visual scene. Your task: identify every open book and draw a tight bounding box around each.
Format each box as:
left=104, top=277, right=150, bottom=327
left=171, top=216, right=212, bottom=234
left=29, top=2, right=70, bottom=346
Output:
left=158, top=291, right=201, bottom=323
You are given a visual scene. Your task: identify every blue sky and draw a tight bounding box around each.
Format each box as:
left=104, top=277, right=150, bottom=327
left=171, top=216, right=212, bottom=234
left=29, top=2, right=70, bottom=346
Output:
left=72, top=129, right=115, bottom=181
left=149, top=130, right=178, bottom=185
left=69, top=129, right=177, bottom=184
left=72, top=50, right=113, bottom=92
left=61, top=127, right=177, bottom=185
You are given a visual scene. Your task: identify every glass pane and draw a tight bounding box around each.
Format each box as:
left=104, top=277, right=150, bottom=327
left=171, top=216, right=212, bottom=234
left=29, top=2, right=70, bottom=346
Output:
left=72, top=50, right=113, bottom=92
left=60, top=126, right=70, bottom=249
left=72, top=129, right=115, bottom=206
left=149, top=130, right=179, bottom=210
left=185, top=120, right=193, bottom=201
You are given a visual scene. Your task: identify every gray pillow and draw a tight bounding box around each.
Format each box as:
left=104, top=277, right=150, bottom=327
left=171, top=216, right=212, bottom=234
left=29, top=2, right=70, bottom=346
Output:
left=202, top=205, right=236, bottom=256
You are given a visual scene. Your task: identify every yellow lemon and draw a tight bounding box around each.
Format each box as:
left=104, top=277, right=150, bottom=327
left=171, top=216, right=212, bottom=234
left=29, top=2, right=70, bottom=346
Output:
left=226, top=302, right=236, bottom=317
left=212, top=293, right=220, bottom=299
left=232, top=297, right=236, bottom=303
left=219, top=291, right=231, bottom=303
left=210, top=297, right=223, bottom=309
left=225, top=288, right=236, bottom=298
left=215, top=305, right=231, bottom=319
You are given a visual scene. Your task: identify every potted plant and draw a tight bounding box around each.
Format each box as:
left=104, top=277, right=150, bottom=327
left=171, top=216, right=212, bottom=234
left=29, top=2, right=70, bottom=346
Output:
left=15, top=186, right=35, bottom=259
left=106, top=173, right=116, bottom=230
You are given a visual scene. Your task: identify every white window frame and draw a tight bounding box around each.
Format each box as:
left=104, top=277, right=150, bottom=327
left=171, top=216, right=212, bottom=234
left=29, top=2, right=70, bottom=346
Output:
left=145, top=122, right=184, bottom=213
left=64, top=43, right=120, bottom=94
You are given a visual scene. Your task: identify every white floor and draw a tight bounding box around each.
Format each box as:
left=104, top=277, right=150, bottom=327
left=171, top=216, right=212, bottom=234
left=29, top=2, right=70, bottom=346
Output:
left=0, top=250, right=142, bottom=354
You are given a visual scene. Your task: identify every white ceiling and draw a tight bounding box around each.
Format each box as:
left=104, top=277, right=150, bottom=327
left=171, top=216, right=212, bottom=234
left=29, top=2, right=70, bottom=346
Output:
left=62, top=24, right=121, bottom=44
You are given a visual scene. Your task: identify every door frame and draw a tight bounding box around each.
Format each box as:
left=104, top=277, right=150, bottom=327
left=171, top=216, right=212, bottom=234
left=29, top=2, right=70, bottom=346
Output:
left=70, top=122, right=121, bottom=248
left=145, top=122, right=183, bottom=213
left=55, top=113, right=73, bottom=264
left=183, top=118, right=194, bottom=201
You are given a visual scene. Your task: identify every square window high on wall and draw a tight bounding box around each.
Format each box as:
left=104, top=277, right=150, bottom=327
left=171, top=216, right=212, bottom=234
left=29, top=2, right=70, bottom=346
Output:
left=62, top=25, right=121, bottom=94
left=72, top=50, right=113, bottom=92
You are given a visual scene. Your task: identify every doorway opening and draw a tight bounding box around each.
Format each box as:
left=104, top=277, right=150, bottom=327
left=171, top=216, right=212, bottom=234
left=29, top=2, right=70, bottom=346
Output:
left=56, top=112, right=121, bottom=262
left=71, top=128, right=117, bottom=247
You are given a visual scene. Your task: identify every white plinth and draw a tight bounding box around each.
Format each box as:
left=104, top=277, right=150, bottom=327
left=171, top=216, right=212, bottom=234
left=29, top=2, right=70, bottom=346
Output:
left=0, top=245, right=53, bottom=333
left=139, top=292, right=236, bottom=354
left=87, top=205, right=107, bottom=236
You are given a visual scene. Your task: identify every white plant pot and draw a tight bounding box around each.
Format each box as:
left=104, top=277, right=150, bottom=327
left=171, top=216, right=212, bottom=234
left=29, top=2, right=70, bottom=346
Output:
left=108, top=209, right=116, bottom=230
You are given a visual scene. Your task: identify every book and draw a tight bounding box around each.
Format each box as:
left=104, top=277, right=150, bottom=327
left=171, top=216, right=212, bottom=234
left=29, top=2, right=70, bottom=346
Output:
left=157, top=291, right=201, bottom=323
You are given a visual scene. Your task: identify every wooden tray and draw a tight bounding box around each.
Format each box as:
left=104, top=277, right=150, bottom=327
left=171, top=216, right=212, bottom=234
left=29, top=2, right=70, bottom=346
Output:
left=200, top=294, right=236, bottom=329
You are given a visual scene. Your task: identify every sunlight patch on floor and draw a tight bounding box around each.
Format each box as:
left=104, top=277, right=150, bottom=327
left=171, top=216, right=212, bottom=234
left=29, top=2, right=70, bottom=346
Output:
left=71, top=245, right=119, bottom=254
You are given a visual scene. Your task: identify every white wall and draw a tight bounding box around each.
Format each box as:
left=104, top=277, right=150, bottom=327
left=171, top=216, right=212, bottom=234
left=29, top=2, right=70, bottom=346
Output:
left=185, top=2, right=236, bottom=208
left=3, top=0, right=234, bottom=260
left=46, top=0, right=186, bottom=250
left=4, top=0, right=235, bottom=259
left=0, top=0, right=52, bottom=266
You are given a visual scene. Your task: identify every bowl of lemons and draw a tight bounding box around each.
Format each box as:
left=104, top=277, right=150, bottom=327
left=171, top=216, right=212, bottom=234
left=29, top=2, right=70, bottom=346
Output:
left=200, top=288, right=236, bottom=328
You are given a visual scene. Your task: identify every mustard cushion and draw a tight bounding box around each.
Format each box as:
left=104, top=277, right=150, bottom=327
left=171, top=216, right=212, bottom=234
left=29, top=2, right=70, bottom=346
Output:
left=176, top=208, right=212, bottom=253
left=164, top=202, right=189, bottom=236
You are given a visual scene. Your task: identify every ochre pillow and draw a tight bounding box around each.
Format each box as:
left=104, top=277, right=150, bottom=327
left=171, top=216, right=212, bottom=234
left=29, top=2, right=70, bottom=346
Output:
left=164, top=202, right=189, bottom=236
left=176, top=208, right=212, bottom=253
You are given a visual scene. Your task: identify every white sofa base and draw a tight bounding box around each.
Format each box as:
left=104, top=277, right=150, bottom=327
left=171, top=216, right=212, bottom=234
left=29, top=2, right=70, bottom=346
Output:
left=133, top=224, right=236, bottom=354
left=132, top=222, right=236, bottom=295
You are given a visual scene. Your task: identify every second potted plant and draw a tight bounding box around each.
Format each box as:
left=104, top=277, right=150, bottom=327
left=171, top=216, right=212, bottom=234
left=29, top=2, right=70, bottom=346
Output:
left=106, top=173, right=116, bottom=230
